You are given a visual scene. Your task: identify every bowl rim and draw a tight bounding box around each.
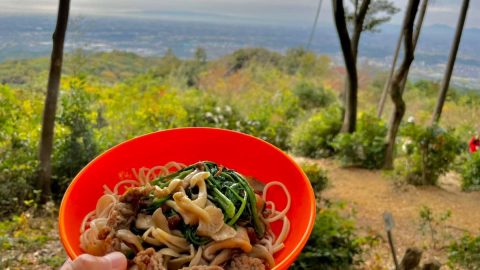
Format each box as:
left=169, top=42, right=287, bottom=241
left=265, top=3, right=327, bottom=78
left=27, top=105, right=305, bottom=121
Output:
left=58, top=127, right=316, bottom=269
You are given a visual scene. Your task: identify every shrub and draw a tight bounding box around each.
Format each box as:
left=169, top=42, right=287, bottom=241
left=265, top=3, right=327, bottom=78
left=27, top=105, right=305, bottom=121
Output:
left=448, top=234, right=480, bottom=270
left=292, top=81, right=334, bottom=110
left=292, top=204, right=363, bottom=269
left=300, top=162, right=329, bottom=193
left=290, top=106, right=342, bottom=158
left=0, top=84, right=40, bottom=216
left=53, top=78, right=98, bottom=197
left=333, top=113, right=387, bottom=169
left=241, top=88, right=301, bottom=150
left=395, top=124, right=462, bottom=185
left=461, top=152, right=480, bottom=191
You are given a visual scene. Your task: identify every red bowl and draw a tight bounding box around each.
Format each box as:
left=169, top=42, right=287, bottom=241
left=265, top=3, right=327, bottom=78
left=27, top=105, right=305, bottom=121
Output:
left=59, top=128, right=316, bottom=269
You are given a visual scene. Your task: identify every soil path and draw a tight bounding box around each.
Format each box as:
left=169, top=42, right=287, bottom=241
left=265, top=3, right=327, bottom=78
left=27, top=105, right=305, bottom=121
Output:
left=300, top=158, right=480, bottom=269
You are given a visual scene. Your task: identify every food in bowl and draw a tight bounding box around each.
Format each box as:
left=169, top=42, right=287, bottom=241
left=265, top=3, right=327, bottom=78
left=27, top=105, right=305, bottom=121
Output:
left=80, top=161, right=291, bottom=270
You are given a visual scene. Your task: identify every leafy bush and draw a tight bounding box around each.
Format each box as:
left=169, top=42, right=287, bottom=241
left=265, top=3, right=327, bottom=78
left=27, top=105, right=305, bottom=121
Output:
left=448, top=234, right=480, bottom=270
left=395, top=124, right=462, bottom=185
left=418, top=205, right=451, bottom=249
left=293, top=81, right=334, bottom=110
left=333, top=113, right=387, bottom=169
left=290, top=106, right=342, bottom=158
left=240, top=89, right=301, bottom=150
left=0, top=84, right=40, bottom=216
left=53, top=78, right=98, bottom=197
left=292, top=204, right=363, bottom=269
left=300, top=162, right=329, bottom=193
left=226, top=48, right=281, bottom=74
left=461, top=152, right=480, bottom=191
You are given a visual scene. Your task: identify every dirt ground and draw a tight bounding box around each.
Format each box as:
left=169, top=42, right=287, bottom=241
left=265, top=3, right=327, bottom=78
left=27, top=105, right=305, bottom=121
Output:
left=305, top=158, right=480, bottom=269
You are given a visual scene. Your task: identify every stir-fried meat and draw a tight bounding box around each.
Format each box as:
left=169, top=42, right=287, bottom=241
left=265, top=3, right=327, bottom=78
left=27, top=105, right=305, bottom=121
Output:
left=100, top=195, right=139, bottom=252
left=246, top=227, right=259, bottom=244
left=167, top=213, right=182, bottom=230
left=226, top=254, right=265, bottom=270
left=120, top=187, right=152, bottom=205
left=132, top=248, right=166, bottom=270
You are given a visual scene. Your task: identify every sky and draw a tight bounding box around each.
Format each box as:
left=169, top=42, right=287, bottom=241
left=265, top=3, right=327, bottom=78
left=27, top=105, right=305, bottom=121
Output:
left=1, top=0, right=479, bottom=28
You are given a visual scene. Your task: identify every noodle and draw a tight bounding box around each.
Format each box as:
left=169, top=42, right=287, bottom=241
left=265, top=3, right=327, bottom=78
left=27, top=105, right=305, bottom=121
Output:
left=80, top=161, right=291, bottom=270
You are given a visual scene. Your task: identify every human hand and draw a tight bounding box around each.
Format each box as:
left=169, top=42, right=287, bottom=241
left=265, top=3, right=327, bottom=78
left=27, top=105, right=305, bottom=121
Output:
left=60, top=252, right=127, bottom=270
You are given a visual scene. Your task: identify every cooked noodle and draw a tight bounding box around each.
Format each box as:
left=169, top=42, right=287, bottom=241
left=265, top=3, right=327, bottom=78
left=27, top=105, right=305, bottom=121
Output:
left=80, top=161, right=291, bottom=270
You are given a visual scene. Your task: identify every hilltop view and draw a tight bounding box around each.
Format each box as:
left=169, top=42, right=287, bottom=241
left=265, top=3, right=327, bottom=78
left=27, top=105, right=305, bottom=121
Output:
left=1, top=0, right=480, bottom=270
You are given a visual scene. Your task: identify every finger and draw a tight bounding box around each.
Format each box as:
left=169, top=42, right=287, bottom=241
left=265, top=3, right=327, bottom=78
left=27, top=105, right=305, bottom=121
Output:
left=71, top=252, right=127, bottom=270
left=60, top=259, right=73, bottom=270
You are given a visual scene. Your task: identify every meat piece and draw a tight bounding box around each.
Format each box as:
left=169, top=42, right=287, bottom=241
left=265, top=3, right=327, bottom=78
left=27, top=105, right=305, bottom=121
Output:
left=226, top=254, right=265, bottom=270
left=246, top=227, right=259, bottom=244
left=107, top=202, right=136, bottom=230
left=102, top=202, right=138, bottom=253
left=120, top=187, right=151, bottom=205
left=167, top=213, right=182, bottom=230
left=180, top=266, right=223, bottom=270
left=132, top=248, right=166, bottom=270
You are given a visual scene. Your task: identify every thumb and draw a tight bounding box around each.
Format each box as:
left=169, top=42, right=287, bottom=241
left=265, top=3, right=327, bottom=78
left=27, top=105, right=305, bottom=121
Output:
left=71, top=252, right=127, bottom=270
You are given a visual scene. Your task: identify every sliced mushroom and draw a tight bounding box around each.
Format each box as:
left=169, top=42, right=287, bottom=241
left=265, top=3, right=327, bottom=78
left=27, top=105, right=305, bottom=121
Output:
left=248, top=244, right=275, bottom=268
left=152, top=208, right=170, bottom=233
left=135, top=213, right=153, bottom=230
left=116, top=229, right=144, bottom=252
left=189, top=171, right=210, bottom=207
left=173, top=192, right=224, bottom=238
left=203, top=227, right=252, bottom=260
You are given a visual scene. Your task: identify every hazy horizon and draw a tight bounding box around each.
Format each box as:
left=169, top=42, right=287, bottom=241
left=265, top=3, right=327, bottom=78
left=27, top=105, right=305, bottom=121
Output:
left=1, top=0, right=479, bottom=28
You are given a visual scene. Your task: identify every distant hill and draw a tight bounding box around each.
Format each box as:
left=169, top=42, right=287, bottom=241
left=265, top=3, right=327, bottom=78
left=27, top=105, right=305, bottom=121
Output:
left=0, top=15, right=478, bottom=88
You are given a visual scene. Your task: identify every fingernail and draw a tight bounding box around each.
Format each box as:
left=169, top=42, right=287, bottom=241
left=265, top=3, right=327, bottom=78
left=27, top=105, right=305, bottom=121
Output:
left=104, top=252, right=127, bottom=269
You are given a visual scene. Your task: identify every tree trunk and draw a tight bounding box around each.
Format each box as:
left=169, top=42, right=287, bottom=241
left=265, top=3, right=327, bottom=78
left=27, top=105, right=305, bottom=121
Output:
left=38, top=0, right=70, bottom=202
left=350, top=0, right=371, bottom=62
left=422, top=260, right=441, bottom=270
left=386, top=0, right=429, bottom=130
left=399, top=247, right=423, bottom=270
left=384, top=0, right=420, bottom=169
left=378, top=0, right=428, bottom=117
left=397, top=0, right=430, bottom=95
left=377, top=30, right=403, bottom=118
left=335, top=0, right=370, bottom=133
left=333, top=0, right=367, bottom=133
left=431, top=0, right=469, bottom=124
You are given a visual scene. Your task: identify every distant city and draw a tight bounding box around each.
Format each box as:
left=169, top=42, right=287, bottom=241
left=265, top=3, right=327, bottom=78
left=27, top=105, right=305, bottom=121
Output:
left=1, top=15, right=479, bottom=89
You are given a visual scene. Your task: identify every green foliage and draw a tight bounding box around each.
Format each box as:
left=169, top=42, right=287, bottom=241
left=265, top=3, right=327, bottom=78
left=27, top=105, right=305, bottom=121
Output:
left=53, top=78, right=98, bottom=197
left=242, top=88, right=302, bottom=149
left=174, top=48, right=208, bottom=87
left=345, top=0, right=399, bottom=33
left=0, top=84, right=41, bottom=216
left=448, top=234, right=480, bottom=270
left=461, top=152, right=480, bottom=191
left=292, top=204, right=363, bottom=269
left=290, top=106, right=342, bottom=158
left=293, top=81, right=334, bottom=110
left=333, top=113, right=387, bottom=169
left=395, top=124, right=462, bottom=185
left=418, top=205, right=451, bottom=249
left=282, top=48, right=330, bottom=76
left=181, top=89, right=243, bottom=130
left=226, top=48, right=281, bottom=74
left=300, top=162, right=329, bottom=193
